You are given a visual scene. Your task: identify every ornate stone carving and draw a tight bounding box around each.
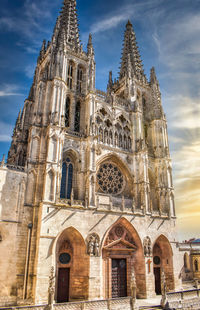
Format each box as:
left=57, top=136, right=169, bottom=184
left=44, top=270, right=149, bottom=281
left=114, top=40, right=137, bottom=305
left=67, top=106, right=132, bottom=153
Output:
left=115, top=225, right=124, bottom=238
left=97, top=162, right=125, bottom=195
left=105, top=225, right=136, bottom=248
left=96, top=145, right=102, bottom=156
left=143, top=236, right=152, bottom=256
left=87, top=233, right=100, bottom=257
left=60, top=240, right=73, bottom=252
left=160, top=268, right=167, bottom=308
left=48, top=266, right=55, bottom=306
left=130, top=268, right=137, bottom=299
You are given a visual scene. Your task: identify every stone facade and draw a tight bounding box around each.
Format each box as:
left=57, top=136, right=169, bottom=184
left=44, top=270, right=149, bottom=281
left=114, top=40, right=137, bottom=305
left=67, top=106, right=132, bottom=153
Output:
left=0, top=0, right=185, bottom=307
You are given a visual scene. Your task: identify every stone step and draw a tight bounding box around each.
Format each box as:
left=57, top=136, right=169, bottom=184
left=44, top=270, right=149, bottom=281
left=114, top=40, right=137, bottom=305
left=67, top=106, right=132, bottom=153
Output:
left=139, top=307, right=162, bottom=310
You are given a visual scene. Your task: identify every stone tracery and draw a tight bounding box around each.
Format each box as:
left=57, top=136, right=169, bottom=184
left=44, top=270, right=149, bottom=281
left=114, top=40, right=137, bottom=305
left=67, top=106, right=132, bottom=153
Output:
left=97, top=162, right=125, bottom=195
left=95, top=109, right=132, bottom=151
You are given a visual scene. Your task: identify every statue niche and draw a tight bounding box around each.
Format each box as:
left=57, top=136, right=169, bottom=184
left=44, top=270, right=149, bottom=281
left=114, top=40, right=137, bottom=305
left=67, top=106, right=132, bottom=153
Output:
left=87, top=233, right=100, bottom=257
left=143, top=236, right=152, bottom=257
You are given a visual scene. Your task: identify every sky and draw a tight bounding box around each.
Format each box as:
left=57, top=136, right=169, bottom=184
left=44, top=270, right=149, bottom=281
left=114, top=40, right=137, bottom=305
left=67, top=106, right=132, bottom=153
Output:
left=0, top=0, right=200, bottom=241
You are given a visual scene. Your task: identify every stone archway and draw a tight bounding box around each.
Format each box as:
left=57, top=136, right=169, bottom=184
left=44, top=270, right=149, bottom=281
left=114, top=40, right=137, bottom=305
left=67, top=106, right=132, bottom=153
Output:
left=102, top=218, right=146, bottom=299
left=153, top=235, right=174, bottom=295
left=55, top=227, right=89, bottom=302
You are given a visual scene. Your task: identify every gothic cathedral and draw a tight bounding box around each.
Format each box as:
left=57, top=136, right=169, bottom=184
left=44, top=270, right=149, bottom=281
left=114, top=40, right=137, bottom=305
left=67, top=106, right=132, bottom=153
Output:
left=0, top=0, right=183, bottom=306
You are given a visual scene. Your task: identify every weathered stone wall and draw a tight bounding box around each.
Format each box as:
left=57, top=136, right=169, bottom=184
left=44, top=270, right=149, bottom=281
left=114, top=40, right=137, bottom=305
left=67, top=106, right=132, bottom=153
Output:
left=0, top=166, right=28, bottom=306
left=33, top=203, right=183, bottom=304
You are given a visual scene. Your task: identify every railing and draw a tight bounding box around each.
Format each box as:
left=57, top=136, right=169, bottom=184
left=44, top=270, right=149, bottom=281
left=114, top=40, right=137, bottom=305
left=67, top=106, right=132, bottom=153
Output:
left=96, top=194, right=135, bottom=214
left=0, top=297, right=133, bottom=310
left=65, top=129, right=85, bottom=138
left=57, top=198, right=85, bottom=208
left=0, top=163, right=25, bottom=173
left=96, top=89, right=106, bottom=100
left=166, top=288, right=200, bottom=309
left=115, top=97, right=130, bottom=109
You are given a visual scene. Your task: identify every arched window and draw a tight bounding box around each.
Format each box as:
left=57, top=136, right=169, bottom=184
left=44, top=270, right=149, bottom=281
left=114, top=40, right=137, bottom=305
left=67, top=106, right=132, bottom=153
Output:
left=77, top=67, right=83, bottom=93
left=74, top=101, right=80, bottom=132
left=194, top=259, right=199, bottom=272
left=67, top=62, right=74, bottom=90
left=65, top=97, right=70, bottom=127
left=184, top=253, right=190, bottom=269
left=60, top=158, right=73, bottom=199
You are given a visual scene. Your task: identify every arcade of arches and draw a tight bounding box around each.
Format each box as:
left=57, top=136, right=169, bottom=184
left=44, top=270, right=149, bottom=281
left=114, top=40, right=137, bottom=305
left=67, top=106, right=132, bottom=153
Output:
left=54, top=221, right=175, bottom=302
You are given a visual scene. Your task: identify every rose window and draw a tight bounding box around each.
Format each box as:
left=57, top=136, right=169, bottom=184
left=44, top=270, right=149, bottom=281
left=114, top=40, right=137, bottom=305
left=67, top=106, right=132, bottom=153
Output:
left=97, top=162, right=125, bottom=195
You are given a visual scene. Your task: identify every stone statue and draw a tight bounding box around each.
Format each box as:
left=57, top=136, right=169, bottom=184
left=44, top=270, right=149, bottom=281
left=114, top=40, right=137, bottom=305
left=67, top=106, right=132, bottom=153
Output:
left=160, top=268, right=167, bottom=308
left=87, top=233, right=100, bottom=256
left=88, top=236, right=95, bottom=256
left=130, top=269, right=137, bottom=299
left=94, top=239, right=99, bottom=257
left=130, top=268, right=137, bottom=310
left=48, top=267, right=55, bottom=307
left=143, top=236, right=152, bottom=256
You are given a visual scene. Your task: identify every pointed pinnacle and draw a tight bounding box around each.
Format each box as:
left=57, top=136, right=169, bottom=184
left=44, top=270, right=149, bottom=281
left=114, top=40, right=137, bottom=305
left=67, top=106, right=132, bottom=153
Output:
left=126, top=20, right=133, bottom=28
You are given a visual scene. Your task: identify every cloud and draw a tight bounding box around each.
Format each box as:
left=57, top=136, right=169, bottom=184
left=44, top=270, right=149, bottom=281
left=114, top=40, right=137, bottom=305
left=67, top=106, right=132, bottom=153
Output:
left=165, top=95, right=200, bottom=130
left=91, top=12, right=132, bottom=34
left=25, top=65, right=35, bottom=79
left=86, top=0, right=164, bottom=36
left=0, top=121, right=13, bottom=142
left=0, top=0, right=58, bottom=51
left=0, top=84, right=24, bottom=97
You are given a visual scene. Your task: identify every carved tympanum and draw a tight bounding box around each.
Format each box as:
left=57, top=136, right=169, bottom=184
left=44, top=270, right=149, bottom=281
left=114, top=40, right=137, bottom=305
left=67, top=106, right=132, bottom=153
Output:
left=105, top=225, right=136, bottom=247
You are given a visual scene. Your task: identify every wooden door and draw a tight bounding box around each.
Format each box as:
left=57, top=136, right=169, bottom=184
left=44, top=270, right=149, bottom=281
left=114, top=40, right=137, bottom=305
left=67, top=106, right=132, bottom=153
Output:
left=154, top=267, right=161, bottom=295
left=57, top=268, right=70, bottom=303
left=112, top=259, right=127, bottom=298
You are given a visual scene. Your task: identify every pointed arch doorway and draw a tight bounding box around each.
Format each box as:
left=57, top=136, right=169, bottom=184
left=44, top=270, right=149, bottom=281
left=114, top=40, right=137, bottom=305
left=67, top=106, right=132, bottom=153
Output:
left=153, top=235, right=175, bottom=295
left=102, top=218, right=146, bottom=299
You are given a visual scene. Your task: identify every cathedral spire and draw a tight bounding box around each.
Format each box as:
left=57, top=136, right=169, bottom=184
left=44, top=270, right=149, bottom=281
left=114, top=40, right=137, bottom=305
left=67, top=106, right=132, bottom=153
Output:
left=56, top=0, right=80, bottom=51
left=120, top=20, right=146, bottom=82
left=87, top=33, right=94, bottom=56
left=150, top=67, right=158, bottom=85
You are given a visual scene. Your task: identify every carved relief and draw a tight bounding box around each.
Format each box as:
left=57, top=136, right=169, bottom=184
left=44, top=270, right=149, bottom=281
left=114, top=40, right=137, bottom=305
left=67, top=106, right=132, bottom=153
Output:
left=105, top=225, right=136, bottom=248
left=87, top=233, right=100, bottom=257
left=60, top=240, right=73, bottom=252
left=143, top=236, right=152, bottom=256
left=48, top=266, right=55, bottom=305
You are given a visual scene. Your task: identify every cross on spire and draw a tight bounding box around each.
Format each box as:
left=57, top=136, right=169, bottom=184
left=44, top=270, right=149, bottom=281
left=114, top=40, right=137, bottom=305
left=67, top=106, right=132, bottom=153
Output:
left=120, top=20, right=146, bottom=82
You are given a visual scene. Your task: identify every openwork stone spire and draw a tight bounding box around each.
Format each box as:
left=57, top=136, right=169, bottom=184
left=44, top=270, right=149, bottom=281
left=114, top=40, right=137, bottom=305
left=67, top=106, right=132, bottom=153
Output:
left=56, top=0, right=80, bottom=50
left=120, top=20, right=145, bottom=81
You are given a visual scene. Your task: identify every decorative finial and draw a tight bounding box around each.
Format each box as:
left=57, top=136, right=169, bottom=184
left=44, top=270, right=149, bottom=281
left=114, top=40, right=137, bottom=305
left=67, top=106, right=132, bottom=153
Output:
left=0, top=154, right=5, bottom=167
left=126, top=20, right=133, bottom=28
left=87, top=33, right=94, bottom=56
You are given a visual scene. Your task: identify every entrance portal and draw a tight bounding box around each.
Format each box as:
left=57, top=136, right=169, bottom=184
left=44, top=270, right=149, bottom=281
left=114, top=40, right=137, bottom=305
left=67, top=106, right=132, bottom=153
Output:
left=102, top=218, right=146, bottom=299
left=55, top=227, right=89, bottom=302
left=153, top=235, right=175, bottom=295
left=57, top=268, right=70, bottom=303
left=112, top=259, right=127, bottom=298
